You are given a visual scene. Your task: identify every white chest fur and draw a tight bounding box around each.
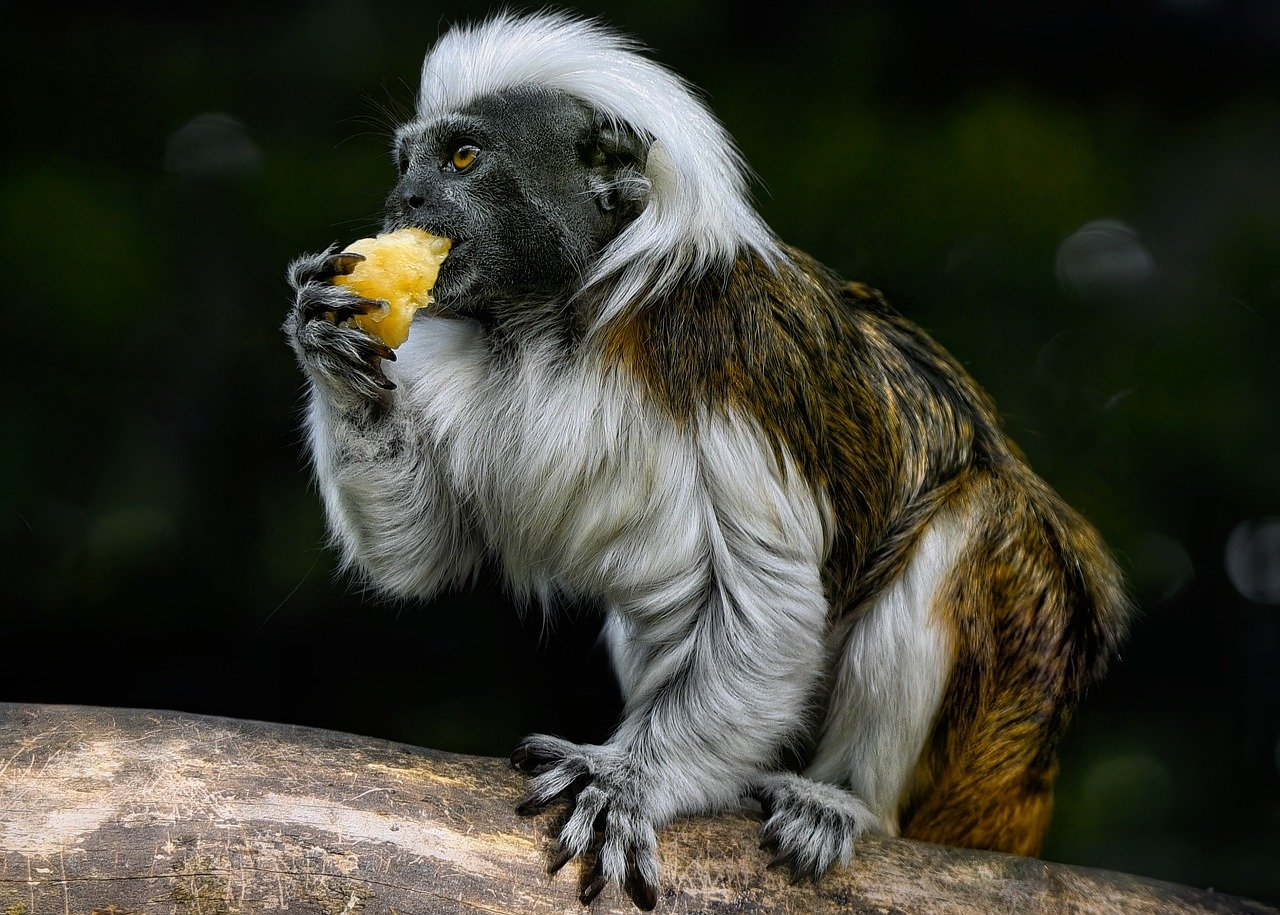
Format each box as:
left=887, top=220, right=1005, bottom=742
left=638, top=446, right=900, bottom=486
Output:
left=392, top=318, right=828, bottom=614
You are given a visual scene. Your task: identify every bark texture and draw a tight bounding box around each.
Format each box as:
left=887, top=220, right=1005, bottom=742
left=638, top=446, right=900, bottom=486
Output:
left=0, top=703, right=1272, bottom=915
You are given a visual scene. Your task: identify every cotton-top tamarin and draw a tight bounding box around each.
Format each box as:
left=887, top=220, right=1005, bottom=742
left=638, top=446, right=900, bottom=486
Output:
left=284, top=12, right=1130, bottom=910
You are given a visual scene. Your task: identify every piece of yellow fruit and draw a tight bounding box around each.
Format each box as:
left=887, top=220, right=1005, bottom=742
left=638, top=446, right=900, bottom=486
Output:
left=331, top=228, right=451, bottom=348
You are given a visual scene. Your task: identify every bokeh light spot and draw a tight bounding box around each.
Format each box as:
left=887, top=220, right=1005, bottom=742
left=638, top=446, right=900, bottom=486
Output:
left=1224, top=517, right=1280, bottom=604
left=164, top=113, right=262, bottom=178
left=1055, top=219, right=1156, bottom=296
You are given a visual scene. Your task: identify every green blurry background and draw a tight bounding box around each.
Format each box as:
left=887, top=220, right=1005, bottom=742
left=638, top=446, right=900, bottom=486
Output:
left=4, top=0, right=1277, bottom=903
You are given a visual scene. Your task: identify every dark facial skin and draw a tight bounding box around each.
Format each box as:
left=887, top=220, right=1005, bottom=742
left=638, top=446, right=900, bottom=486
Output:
left=385, top=87, right=648, bottom=322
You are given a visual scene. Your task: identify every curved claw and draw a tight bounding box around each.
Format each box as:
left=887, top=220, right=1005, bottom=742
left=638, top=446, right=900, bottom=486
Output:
left=299, top=285, right=383, bottom=325
left=287, top=245, right=365, bottom=290
left=510, top=734, right=592, bottom=779
left=511, top=734, right=574, bottom=771
left=762, top=849, right=814, bottom=885
left=359, top=344, right=396, bottom=391
left=579, top=872, right=607, bottom=906
left=328, top=297, right=386, bottom=324
left=364, top=339, right=397, bottom=363
left=758, top=819, right=780, bottom=851
left=309, top=250, right=368, bottom=284
left=548, top=845, right=576, bottom=875
left=624, top=869, right=658, bottom=911
left=327, top=251, right=366, bottom=276
left=516, top=771, right=592, bottom=816
left=515, top=796, right=546, bottom=817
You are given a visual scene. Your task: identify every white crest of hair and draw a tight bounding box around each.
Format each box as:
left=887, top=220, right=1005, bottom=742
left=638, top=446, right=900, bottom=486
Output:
left=804, top=511, right=970, bottom=831
left=416, top=10, right=784, bottom=331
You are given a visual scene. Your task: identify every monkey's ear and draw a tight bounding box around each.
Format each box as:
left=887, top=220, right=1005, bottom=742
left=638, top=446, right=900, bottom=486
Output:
left=581, top=113, right=651, bottom=219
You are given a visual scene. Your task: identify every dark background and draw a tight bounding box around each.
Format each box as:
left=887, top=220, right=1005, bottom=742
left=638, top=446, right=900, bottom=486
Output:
left=4, top=0, right=1278, bottom=903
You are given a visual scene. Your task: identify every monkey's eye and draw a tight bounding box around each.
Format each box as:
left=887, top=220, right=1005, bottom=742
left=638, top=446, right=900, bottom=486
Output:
left=448, top=144, right=479, bottom=172
left=396, top=149, right=410, bottom=175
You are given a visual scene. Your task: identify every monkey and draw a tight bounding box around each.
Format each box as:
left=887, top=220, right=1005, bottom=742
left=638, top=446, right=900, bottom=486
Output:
left=284, top=12, right=1131, bottom=911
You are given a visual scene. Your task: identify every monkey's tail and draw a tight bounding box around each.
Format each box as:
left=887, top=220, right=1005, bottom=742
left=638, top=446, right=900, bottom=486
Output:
left=1026, top=472, right=1134, bottom=693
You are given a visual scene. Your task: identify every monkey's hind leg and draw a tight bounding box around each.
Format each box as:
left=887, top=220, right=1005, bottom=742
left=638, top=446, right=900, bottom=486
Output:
left=776, top=511, right=968, bottom=878
left=749, top=773, right=880, bottom=880
left=899, top=474, right=1124, bottom=857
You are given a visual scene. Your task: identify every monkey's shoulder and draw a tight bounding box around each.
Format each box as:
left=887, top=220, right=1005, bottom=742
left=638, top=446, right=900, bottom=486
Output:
left=605, top=246, right=909, bottom=364
left=599, top=248, right=1006, bottom=468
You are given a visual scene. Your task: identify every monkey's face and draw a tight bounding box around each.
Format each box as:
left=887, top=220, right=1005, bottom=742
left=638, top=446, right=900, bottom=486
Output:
left=385, top=87, right=649, bottom=322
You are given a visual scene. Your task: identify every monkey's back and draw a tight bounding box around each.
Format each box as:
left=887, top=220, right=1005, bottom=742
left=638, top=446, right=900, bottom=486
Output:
left=819, top=270, right=1130, bottom=855
left=601, top=248, right=1130, bottom=855
left=819, top=277, right=1129, bottom=854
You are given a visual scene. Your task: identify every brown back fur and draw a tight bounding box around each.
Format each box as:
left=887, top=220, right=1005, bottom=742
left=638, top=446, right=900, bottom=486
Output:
left=599, top=249, right=1130, bottom=854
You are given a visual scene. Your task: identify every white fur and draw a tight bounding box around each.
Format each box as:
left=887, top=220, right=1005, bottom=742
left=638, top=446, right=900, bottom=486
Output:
left=412, top=11, right=782, bottom=331
left=805, top=514, right=969, bottom=830
left=305, top=315, right=831, bottom=821
left=304, top=334, right=482, bottom=599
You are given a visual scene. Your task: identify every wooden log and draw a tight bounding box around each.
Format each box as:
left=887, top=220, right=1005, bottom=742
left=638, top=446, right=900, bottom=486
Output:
left=0, top=703, right=1272, bottom=915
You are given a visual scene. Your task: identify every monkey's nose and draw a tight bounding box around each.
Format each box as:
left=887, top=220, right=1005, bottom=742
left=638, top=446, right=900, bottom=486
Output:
left=404, top=193, right=426, bottom=210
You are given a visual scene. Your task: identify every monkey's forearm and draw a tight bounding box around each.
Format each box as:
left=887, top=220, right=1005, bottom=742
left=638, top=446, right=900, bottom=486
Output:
left=304, top=387, right=481, bottom=599
left=521, top=411, right=832, bottom=817
left=614, top=571, right=828, bottom=817
left=288, top=249, right=485, bottom=599
left=622, top=440, right=829, bottom=816
left=514, top=536, right=828, bottom=906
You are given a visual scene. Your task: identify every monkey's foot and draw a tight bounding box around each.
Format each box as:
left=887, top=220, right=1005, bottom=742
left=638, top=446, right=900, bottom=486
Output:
left=748, top=773, right=880, bottom=882
left=512, top=734, right=660, bottom=911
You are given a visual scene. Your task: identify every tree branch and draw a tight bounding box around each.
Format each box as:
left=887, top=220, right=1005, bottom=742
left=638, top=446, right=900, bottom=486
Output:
left=0, top=703, right=1271, bottom=915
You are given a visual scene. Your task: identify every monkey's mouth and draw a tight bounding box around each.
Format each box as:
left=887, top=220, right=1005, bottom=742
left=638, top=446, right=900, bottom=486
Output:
left=426, top=237, right=472, bottom=312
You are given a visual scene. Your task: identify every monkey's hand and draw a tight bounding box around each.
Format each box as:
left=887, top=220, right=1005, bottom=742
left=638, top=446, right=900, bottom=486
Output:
left=749, top=773, right=880, bottom=882
left=511, top=735, right=660, bottom=911
left=284, top=247, right=398, bottom=404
